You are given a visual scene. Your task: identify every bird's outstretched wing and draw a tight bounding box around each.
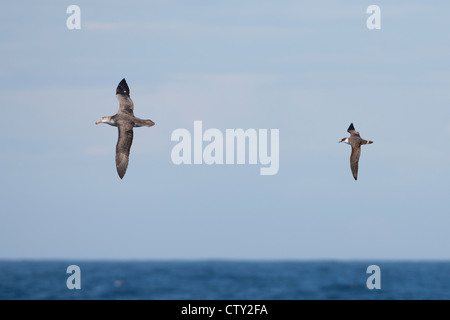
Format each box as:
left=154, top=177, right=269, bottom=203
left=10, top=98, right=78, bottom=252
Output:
left=347, top=123, right=360, bottom=137
left=350, top=146, right=361, bottom=181
left=116, top=78, right=134, bottom=116
left=115, top=120, right=134, bottom=179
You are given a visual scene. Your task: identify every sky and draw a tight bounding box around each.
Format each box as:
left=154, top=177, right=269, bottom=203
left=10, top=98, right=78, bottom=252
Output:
left=1, top=1, right=450, bottom=260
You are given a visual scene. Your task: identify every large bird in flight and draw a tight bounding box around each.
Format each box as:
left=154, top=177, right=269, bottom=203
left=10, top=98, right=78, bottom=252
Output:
left=96, top=78, right=155, bottom=179
left=339, top=123, right=373, bottom=180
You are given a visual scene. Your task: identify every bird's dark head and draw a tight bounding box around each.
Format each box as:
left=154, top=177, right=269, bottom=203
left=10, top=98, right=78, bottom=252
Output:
left=339, top=137, right=349, bottom=144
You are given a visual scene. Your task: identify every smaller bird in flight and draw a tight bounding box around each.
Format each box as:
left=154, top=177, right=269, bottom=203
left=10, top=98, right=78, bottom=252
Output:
left=96, top=78, right=155, bottom=179
left=339, top=123, right=373, bottom=180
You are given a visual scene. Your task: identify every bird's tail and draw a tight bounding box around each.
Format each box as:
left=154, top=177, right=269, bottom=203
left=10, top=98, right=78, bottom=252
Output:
left=363, top=140, right=373, bottom=144
left=144, top=120, right=155, bottom=127
left=133, top=118, right=155, bottom=127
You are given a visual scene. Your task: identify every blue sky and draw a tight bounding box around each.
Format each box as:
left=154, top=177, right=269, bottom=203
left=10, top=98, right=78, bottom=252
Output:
left=1, top=1, right=450, bottom=260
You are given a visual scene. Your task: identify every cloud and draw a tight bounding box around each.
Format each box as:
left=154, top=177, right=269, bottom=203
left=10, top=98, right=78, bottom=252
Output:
left=83, top=21, right=119, bottom=31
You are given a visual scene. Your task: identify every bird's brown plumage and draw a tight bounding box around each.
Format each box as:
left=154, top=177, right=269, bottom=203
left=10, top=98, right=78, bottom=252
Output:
left=340, top=123, right=372, bottom=181
left=96, top=78, right=155, bottom=179
left=115, top=119, right=134, bottom=179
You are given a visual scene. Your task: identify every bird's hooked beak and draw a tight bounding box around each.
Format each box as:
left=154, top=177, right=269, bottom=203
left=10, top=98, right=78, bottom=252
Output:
left=95, top=119, right=102, bottom=125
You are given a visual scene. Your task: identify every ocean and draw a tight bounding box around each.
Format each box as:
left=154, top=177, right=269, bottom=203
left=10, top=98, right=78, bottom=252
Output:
left=0, top=260, right=449, bottom=300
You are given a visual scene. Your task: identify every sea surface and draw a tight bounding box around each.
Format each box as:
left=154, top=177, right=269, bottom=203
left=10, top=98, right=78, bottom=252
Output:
left=0, top=260, right=449, bottom=300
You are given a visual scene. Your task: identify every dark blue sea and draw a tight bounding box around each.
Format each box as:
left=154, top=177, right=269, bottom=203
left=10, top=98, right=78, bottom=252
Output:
left=0, top=261, right=449, bottom=300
